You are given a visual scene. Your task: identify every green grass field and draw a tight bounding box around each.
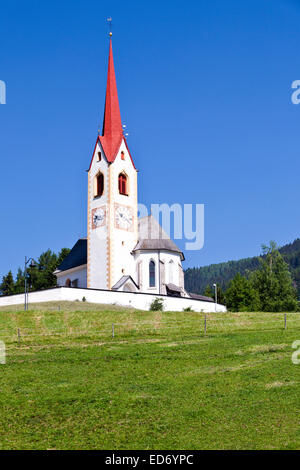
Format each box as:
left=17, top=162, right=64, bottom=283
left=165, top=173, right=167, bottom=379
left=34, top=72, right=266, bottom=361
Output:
left=0, top=301, right=299, bottom=450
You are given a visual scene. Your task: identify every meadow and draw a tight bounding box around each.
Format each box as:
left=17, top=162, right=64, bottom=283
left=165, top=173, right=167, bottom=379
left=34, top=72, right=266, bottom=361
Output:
left=0, top=301, right=299, bottom=450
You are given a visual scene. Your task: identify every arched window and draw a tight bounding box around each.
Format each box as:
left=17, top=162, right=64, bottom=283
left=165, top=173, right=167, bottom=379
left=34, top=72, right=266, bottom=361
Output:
left=149, top=260, right=156, bottom=287
left=65, top=279, right=71, bottom=287
left=94, top=172, right=104, bottom=197
left=121, top=151, right=125, bottom=161
left=118, top=173, right=127, bottom=195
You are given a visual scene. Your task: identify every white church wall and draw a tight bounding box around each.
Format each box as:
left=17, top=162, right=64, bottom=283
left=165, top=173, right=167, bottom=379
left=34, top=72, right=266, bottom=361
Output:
left=133, top=251, right=160, bottom=294
left=0, top=287, right=227, bottom=313
left=56, top=265, right=87, bottom=288
left=133, top=250, right=183, bottom=294
left=162, top=252, right=182, bottom=286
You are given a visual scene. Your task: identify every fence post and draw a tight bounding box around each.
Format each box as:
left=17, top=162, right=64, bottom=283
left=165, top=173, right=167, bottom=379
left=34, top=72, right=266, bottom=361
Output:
left=204, top=315, right=207, bottom=335
left=284, top=313, right=287, bottom=330
left=112, top=323, right=114, bottom=338
left=17, top=328, right=21, bottom=346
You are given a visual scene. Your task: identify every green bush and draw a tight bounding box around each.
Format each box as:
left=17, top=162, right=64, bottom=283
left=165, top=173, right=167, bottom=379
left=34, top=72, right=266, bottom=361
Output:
left=149, top=298, right=164, bottom=311
left=183, top=306, right=193, bottom=312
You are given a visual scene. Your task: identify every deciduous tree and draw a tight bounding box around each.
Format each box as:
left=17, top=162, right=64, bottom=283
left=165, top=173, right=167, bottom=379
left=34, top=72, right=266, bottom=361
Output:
left=251, top=242, right=298, bottom=312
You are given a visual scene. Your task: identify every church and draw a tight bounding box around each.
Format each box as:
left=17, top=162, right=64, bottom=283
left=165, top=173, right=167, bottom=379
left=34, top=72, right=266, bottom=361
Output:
left=54, top=37, right=211, bottom=303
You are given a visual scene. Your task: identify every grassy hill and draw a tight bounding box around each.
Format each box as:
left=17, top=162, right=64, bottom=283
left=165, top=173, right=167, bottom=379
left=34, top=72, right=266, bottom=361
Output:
left=185, top=238, right=300, bottom=297
left=0, top=301, right=300, bottom=449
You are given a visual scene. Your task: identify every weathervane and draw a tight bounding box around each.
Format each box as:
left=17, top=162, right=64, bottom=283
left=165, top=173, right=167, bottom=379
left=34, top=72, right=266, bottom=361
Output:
left=107, top=17, right=112, bottom=37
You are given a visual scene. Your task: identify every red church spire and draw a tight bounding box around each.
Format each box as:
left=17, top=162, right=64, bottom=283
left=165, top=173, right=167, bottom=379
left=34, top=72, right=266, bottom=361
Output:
left=99, top=38, right=123, bottom=162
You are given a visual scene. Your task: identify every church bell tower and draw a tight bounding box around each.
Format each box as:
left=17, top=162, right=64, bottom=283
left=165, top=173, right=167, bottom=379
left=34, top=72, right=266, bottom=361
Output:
left=87, top=37, right=138, bottom=290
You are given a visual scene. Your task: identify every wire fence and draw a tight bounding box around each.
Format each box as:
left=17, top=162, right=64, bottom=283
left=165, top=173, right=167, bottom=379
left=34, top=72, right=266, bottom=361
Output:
left=0, top=312, right=300, bottom=347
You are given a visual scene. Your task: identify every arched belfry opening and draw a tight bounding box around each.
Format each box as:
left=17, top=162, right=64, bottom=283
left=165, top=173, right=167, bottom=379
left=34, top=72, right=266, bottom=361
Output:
left=94, top=171, right=104, bottom=197
left=118, top=172, right=128, bottom=195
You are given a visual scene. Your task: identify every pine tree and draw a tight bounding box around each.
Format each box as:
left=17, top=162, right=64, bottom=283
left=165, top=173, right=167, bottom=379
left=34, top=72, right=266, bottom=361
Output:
left=204, top=284, right=214, bottom=298
left=225, top=273, right=261, bottom=312
left=0, top=271, right=15, bottom=296
left=34, top=249, right=58, bottom=291
left=25, top=248, right=71, bottom=292
left=204, top=284, right=226, bottom=305
left=216, top=285, right=226, bottom=305
left=57, top=248, right=71, bottom=267
left=14, top=268, right=25, bottom=294
left=2, top=247, right=71, bottom=295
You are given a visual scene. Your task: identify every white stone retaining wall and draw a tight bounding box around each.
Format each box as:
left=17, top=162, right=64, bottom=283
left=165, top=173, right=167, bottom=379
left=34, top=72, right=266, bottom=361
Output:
left=0, top=287, right=227, bottom=313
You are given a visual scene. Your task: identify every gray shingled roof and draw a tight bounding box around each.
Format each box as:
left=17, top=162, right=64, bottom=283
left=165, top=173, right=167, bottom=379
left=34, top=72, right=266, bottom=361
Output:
left=111, top=275, right=138, bottom=290
left=165, top=283, right=182, bottom=293
left=133, top=215, right=184, bottom=260
left=188, top=292, right=214, bottom=302
left=56, top=238, right=87, bottom=272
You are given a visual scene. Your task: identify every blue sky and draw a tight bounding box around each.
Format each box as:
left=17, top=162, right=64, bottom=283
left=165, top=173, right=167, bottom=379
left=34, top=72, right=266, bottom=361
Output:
left=0, top=0, right=300, bottom=278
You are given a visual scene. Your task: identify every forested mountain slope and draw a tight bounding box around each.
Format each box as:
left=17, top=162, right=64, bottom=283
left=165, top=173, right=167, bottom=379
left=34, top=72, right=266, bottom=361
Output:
left=185, top=239, right=300, bottom=297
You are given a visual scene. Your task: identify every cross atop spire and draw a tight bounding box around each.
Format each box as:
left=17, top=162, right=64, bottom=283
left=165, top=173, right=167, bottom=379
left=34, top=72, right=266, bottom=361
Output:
left=99, top=37, right=123, bottom=162
left=107, top=17, right=112, bottom=36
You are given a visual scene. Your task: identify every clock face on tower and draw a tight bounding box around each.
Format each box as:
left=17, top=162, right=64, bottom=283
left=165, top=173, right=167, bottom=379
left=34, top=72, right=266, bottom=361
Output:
left=115, top=204, right=133, bottom=231
left=92, top=206, right=106, bottom=229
